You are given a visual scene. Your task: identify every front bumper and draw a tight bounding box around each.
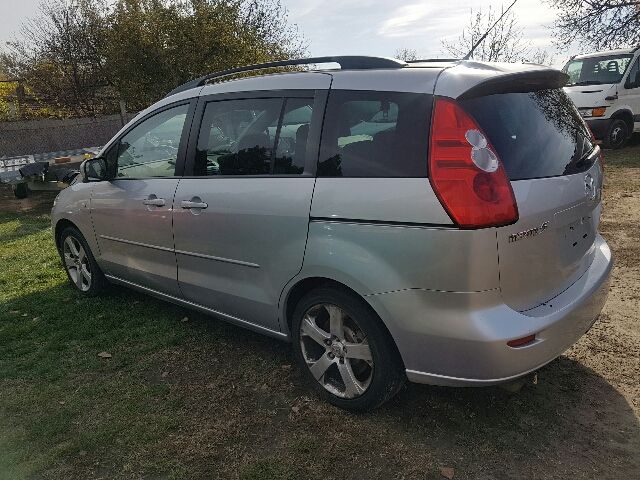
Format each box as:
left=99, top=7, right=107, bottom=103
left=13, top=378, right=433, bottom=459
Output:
left=366, top=235, right=613, bottom=386
left=585, top=118, right=613, bottom=140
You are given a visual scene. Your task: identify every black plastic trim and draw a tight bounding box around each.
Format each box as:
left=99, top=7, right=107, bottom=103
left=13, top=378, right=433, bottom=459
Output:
left=310, top=216, right=454, bottom=229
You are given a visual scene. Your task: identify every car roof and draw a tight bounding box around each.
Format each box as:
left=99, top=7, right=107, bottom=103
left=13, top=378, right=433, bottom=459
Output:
left=163, top=59, right=556, bottom=99
left=572, top=47, right=638, bottom=60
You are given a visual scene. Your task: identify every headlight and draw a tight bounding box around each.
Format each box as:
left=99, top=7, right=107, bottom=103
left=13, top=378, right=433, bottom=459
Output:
left=53, top=193, right=60, bottom=207
left=580, top=107, right=607, bottom=118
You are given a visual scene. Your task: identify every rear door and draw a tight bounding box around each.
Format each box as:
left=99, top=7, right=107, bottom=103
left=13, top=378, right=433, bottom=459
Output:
left=90, top=101, right=194, bottom=296
left=460, top=88, right=602, bottom=311
left=173, top=80, right=330, bottom=331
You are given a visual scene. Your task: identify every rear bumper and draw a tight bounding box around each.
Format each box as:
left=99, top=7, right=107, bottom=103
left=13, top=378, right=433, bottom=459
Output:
left=366, top=235, right=613, bottom=386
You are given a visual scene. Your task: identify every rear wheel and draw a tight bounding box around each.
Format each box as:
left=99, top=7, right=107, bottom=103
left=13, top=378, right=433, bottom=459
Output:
left=603, top=119, right=629, bottom=149
left=292, top=287, right=405, bottom=411
left=59, top=227, right=107, bottom=296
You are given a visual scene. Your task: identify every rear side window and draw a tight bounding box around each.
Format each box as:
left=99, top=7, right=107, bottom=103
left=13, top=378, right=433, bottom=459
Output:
left=318, top=90, right=432, bottom=177
left=461, top=89, right=595, bottom=181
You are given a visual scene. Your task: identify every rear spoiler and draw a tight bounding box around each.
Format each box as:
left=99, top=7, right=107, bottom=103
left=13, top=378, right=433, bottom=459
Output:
left=457, top=70, right=570, bottom=100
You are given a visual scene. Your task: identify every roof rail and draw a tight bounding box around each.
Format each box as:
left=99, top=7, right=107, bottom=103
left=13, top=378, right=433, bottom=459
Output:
left=406, top=58, right=460, bottom=63
left=165, top=56, right=407, bottom=97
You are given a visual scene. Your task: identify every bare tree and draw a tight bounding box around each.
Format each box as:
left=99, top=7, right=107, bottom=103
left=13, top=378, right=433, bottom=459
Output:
left=548, top=0, right=640, bottom=51
left=394, top=48, right=418, bottom=62
left=442, top=7, right=529, bottom=62
left=523, top=48, right=556, bottom=66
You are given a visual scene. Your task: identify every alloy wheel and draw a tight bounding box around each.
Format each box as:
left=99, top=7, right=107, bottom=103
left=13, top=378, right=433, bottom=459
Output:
left=299, top=303, right=373, bottom=399
left=63, top=236, right=92, bottom=292
left=610, top=126, right=623, bottom=146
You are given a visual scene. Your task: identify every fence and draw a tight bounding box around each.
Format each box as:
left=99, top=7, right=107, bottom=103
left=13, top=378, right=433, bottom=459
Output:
left=0, top=114, right=135, bottom=157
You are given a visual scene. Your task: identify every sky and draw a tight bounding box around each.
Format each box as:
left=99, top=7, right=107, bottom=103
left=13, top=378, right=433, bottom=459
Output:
left=0, top=0, right=581, bottom=68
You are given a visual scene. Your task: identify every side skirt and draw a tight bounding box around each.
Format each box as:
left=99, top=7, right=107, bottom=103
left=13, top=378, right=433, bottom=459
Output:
left=104, top=274, right=289, bottom=341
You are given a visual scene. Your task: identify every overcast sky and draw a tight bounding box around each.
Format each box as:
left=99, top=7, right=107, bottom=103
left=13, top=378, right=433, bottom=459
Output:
left=0, top=0, right=580, bottom=67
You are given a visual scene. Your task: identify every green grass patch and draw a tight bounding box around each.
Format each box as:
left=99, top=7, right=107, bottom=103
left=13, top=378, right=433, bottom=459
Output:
left=0, top=212, right=193, bottom=478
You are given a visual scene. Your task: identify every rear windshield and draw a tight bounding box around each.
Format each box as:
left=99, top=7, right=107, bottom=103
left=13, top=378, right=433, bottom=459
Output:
left=461, top=89, right=595, bottom=181
left=318, top=90, right=432, bottom=177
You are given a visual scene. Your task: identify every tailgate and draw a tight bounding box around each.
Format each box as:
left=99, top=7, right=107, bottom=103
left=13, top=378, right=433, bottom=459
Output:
left=497, top=160, right=602, bottom=311
left=457, top=82, right=602, bottom=311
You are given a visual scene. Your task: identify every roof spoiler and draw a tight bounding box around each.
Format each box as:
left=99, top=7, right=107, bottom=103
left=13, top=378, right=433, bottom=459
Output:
left=457, top=70, right=570, bottom=100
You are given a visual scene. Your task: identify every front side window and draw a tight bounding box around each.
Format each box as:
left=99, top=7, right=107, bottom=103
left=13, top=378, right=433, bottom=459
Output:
left=625, top=57, right=640, bottom=89
left=110, top=104, right=189, bottom=178
left=194, top=97, right=313, bottom=176
left=564, top=54, right=634, bottom=86
left=318, top=90, right=432, bottom=177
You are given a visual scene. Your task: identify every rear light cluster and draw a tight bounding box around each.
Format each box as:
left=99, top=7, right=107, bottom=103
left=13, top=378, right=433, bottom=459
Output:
left=428, top=98, right=518, bottom=229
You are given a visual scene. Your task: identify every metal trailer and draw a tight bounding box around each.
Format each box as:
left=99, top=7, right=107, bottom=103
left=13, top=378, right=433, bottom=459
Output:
left=0, top=148, right=100, bottom=198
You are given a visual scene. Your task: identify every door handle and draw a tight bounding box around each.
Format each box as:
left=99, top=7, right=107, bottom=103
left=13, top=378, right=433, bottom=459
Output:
left=142, top=196, right=166, bottom=207
left=181, top=199, right=208, bottom=210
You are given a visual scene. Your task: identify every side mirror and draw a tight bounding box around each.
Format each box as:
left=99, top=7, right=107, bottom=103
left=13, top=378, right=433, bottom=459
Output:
left=625, top=71, right=640, bottom=89
left=82, top=157, right=109, bottom=182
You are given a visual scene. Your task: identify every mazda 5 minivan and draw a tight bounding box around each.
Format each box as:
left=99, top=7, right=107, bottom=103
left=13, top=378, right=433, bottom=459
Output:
left=52, top=56, right=613, bottom=410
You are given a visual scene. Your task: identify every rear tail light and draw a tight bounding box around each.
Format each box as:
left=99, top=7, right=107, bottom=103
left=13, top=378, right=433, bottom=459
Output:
left=428, top=98, right=518, bottom=229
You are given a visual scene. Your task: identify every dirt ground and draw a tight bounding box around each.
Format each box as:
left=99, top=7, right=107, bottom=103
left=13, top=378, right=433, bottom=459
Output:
left=0, top=140, right=639, bottom=480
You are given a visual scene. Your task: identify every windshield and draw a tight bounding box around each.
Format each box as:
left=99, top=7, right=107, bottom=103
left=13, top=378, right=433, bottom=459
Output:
left=564, top=54, right=633, bottom=86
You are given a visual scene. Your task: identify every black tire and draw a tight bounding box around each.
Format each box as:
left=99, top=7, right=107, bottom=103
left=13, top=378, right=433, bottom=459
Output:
left=12, top=183, right=28, bottom=199
left=603, top=119, right=629, bottom=149
left=59, top=226, right=107, bottom=296
left=292, top=287, right=405, bottom=411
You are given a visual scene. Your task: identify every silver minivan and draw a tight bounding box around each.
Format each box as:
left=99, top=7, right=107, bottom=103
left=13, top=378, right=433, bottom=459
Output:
left=52, top=56, right=613, bottom=410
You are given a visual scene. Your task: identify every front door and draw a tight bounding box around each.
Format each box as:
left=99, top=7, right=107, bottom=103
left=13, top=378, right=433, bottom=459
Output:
left=621, top=56, right=640, bottom=132
left=173, top=85, right=329, bottom=331
left=90, top=102, right=193, bottom=296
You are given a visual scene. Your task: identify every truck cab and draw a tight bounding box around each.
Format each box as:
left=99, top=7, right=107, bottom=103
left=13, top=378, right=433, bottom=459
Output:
left=563, top=47, right=640, bottom=148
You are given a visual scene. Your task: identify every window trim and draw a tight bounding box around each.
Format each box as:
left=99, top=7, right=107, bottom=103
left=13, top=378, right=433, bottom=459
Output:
left=102, top=98, right=197, bottom=180
left=624, top=56, right=640, bottom=89
left=183, top=89, right=328, bottom=178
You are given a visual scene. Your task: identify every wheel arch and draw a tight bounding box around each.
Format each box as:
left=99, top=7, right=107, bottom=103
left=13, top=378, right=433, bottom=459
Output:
left=54, top=218, right=79, bottom=252
left=610, top=108, right=634, bottom=134
left=281, top=275, right=405, bottom=368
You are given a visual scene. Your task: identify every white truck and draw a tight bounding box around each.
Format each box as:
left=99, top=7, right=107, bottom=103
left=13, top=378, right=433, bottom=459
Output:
left=563, top=47, right=640, bottom=149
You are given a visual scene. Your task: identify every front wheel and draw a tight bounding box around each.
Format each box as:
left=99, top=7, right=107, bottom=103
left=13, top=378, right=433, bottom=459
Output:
left=603, top=119, right=629, bottom=149
left=292, top=287, right=405, bottom=411
left=59, top=226, right=107, bottom=296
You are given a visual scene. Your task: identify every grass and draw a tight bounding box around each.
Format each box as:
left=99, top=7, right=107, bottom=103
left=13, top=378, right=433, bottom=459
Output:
left=0, top=213, right=196, bottom=478
left=0, top=140, right=639, bottom=479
